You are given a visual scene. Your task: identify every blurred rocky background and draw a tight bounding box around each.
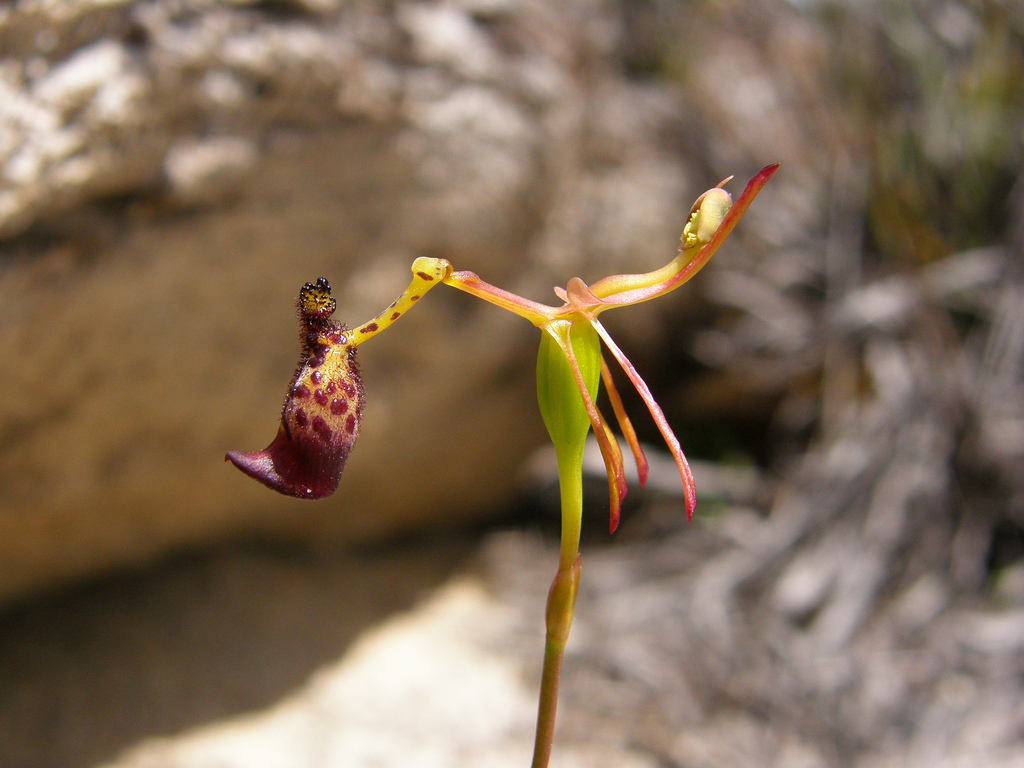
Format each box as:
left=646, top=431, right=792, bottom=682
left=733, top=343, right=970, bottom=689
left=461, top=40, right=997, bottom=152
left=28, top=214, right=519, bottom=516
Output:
left=1, top=0, right=1023, bottom=766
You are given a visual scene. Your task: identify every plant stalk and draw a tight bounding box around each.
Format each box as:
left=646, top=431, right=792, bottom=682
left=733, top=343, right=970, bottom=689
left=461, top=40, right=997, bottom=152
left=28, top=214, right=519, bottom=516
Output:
left=531, top=442, right=584, bottom=768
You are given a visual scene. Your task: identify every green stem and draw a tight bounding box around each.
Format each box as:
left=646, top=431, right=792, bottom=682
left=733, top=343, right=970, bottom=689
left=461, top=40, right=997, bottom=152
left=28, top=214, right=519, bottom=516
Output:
left=555, top=433, right=584, bottom=570
left=531, top=442, right=584, bottom=768
left=532, top=556, right=580, bottom=768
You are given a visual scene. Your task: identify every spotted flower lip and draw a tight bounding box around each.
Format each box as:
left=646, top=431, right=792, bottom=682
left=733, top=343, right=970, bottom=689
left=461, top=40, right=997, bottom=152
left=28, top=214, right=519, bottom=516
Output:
left=226, top=278, right=365, bottom=499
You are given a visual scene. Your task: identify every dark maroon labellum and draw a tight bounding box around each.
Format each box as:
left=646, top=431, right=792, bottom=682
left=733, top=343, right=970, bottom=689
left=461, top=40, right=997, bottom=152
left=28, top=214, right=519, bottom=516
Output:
left=226, top=278, right=365, bottom=499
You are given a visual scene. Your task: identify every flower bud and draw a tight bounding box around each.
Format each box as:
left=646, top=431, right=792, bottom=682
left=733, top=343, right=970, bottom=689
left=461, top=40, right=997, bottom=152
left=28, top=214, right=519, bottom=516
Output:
left=226, top=278, right=365, bottom=499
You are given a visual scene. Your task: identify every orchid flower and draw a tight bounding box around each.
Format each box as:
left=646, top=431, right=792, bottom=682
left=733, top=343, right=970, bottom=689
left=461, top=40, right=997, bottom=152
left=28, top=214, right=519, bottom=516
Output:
left=225, top=164, right=778, bottom=768
left=443, top=164, right=778, bottom=532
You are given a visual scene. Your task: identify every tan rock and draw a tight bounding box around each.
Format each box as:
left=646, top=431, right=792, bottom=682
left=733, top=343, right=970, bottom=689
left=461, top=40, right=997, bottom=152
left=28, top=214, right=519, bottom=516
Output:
left=0, top=0, right=690, bottom=604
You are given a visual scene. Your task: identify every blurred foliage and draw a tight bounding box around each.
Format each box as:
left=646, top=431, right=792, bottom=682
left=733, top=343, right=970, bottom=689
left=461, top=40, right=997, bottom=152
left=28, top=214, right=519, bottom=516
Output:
left=613, top=0, right=1024, bottom=472
left=626, top=0, right=1023, bottom=264
left=863, top=1, right=1024, bottom=262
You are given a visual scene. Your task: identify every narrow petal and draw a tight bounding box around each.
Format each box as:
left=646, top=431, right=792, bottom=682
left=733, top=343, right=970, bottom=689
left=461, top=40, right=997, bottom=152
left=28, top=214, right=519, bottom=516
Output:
left=596, top=404, right=626, bottom=533
left=592, top=320, right=696, bottom=520
left=600, top=357, right=649, bottom=489
left=445, top=270, right=560, bottom=326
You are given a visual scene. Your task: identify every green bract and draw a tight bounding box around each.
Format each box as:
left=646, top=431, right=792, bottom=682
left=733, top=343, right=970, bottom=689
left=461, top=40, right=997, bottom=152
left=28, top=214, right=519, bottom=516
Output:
left=537, top=322, right=601, bottom=459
